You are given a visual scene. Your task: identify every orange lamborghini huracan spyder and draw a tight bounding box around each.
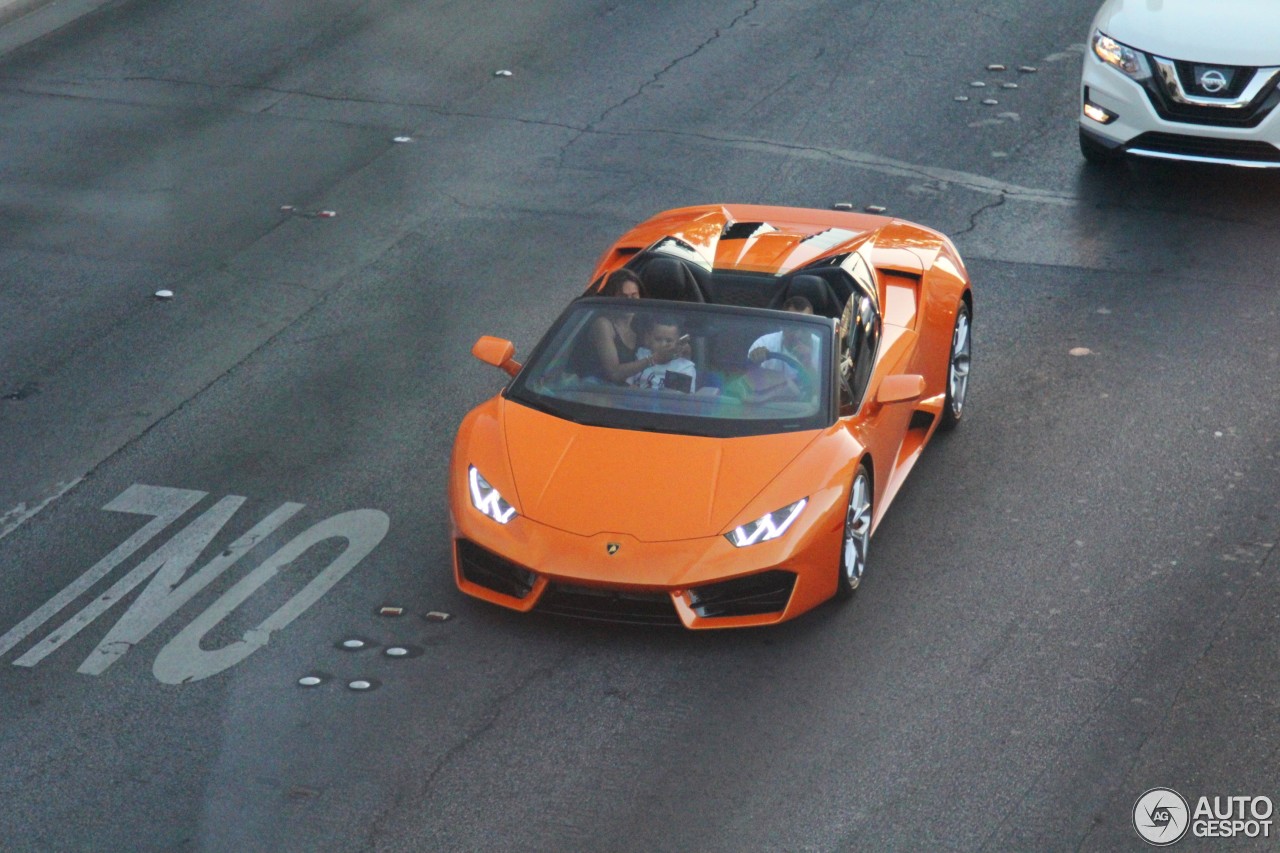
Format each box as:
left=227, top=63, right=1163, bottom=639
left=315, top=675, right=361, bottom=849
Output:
left=449, top=204, right=972, bottom=628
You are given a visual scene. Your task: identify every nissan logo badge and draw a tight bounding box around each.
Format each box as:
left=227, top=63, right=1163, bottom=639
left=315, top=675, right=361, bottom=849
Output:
left=1199, top=69, right=1228, bottom=94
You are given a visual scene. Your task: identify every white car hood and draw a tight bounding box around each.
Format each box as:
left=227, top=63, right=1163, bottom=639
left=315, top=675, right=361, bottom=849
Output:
left=1095, top=0, right=1280, bottom=66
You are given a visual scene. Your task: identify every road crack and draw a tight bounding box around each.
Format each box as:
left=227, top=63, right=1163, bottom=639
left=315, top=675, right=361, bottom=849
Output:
left=359, top=650, right=575, bottom=851
left=953, top=192, right=1008, bottom=237
left=556, top=0, right=760, bottom=168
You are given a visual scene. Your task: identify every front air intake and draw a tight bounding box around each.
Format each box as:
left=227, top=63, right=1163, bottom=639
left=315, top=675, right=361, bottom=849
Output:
left=456, top=539, right=536, bottom=599
left=536, top=583, right=682, bottom=626
left=687, top=570, right=796, bottom=618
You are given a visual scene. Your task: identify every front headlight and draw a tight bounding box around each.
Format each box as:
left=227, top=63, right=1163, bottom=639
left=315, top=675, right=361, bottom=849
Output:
left=725, top=499, right=807, bottom=547
left=1092, top=30, right=1151, bottom=80
left=468, top=466, right=517, bottom=524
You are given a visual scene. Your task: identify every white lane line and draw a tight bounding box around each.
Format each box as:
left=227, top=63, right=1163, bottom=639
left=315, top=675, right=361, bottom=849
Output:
left=0, top=478, right=83, bottom=542
left=621, top=129, right=1080, bottom=207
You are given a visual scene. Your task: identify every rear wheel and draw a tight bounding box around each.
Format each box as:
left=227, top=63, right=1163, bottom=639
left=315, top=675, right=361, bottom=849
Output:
left=835, top=465, right=871, bottom=601
left=939, top=301, right=970, bottom=431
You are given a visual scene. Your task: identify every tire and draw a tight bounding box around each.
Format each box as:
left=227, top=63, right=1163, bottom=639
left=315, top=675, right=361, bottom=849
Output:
left=938, top=301, right=971, bottom=432
left=1079, top=128, right=1120, bottom=166
left=835, top=464, right=872, bottom=601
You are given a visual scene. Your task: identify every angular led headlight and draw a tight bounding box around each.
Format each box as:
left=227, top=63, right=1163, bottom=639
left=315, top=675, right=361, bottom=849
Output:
left=1092, top=30, right=1151, bottom=80
left=468, top=466, right=517, bottom=524
left=725, top=498, right=807, bottom=547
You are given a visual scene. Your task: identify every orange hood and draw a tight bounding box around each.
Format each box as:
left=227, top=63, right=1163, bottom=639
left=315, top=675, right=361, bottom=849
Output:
left=499, top=400, right=818, bottom=542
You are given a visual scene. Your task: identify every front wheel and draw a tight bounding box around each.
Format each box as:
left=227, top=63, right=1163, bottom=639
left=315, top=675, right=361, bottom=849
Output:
left=939, top=301, right=970, bottom=432
left=835, top=465, right=872, bottom=601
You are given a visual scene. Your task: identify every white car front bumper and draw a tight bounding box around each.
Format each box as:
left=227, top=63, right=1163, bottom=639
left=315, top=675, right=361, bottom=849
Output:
left=1080, top=51, right=1280, bottom=167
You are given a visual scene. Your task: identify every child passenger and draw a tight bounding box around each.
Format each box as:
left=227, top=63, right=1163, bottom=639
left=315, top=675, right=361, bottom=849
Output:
left=628, top=316, right=697, bottom=392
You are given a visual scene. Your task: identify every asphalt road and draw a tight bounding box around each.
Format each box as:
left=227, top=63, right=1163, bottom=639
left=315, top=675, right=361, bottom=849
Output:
left=1, top=1, right=1278, bottom=851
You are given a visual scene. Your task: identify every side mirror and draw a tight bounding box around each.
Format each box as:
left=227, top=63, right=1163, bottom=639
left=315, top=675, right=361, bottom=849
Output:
left=472, top=336, right=522, bottom=377
left=876, top=374, right=925, bottom=404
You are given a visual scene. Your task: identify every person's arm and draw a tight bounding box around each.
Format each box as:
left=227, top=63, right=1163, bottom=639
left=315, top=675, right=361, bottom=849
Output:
left=748, top=331, right=777, bottom=364
left=591, top=318, right=653, bottom=383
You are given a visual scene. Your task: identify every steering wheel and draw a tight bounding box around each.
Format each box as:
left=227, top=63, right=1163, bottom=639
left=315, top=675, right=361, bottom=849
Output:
left=756, top=350, right=815, bottom=398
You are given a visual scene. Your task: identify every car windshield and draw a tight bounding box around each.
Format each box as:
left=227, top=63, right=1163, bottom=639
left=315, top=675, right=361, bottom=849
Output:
left=506, top=298, right=834, bottom=437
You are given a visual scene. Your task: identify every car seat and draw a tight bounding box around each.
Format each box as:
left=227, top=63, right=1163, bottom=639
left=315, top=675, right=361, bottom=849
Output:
left=639, top=257, right=706, bottom=302
left=768, top=274, right=842, bottom=318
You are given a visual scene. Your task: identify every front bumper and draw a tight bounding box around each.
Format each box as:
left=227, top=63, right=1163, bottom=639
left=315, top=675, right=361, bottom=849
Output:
left=1080, top=54, right=1280, bottom=167
left=450, top=497, right=843, bottom=629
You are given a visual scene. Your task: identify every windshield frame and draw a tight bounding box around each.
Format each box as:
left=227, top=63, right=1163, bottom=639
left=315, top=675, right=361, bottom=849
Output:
left=504, top=298, right=838, bottom=438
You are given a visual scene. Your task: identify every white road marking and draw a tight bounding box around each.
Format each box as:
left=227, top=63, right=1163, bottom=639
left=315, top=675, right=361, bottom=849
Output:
left=0, top=485, right=203, bottom=658
left=15, top=494, right=248, bottom=668
left=0, top=478, right=83, bottom=541
left=3, top=484, right=390, bottom=683
left=660, top=132, right=1079, bottom=206
left=152, top=509, right=390, bottom=684
left=76, top=500, right=305, bottom=675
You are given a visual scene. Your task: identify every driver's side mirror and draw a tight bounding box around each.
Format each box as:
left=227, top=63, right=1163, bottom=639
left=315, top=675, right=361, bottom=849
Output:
left=472, top=336, right=522, bottom=377
left=876, top=374, right=925, bottom=404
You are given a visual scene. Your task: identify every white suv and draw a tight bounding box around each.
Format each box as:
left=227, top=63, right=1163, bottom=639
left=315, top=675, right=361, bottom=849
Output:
left=1080, top=0, right=1280, bottom=167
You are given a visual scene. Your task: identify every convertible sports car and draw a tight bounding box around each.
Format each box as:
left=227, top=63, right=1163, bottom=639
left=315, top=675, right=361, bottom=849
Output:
left=449, top=204, right=972, bottom=628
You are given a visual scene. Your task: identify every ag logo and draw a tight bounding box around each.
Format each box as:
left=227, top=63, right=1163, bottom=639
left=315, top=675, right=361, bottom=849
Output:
left=606, top=542, right=620, bottom=555
left=1134, top=787, right=1190, bottom=846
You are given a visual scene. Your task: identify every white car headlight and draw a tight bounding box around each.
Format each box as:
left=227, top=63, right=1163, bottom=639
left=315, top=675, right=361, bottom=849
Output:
left=1092, top=30, right=1151, bottom=80
left=725, top=499, right=807, bottom=547
left=468, top=466, right=517, bottom=524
